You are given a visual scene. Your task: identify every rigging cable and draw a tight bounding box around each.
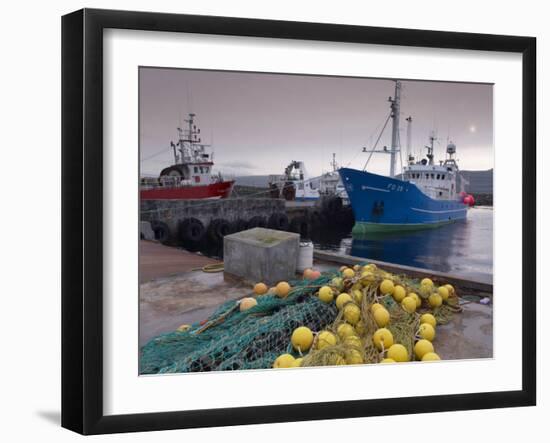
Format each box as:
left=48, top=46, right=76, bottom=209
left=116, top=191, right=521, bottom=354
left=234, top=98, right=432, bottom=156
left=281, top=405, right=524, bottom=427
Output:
left=362, top=112, right=392, bottom=171
left=344, top=112, right=392, bottom=169
left=140, top=146, right=172, bottom=162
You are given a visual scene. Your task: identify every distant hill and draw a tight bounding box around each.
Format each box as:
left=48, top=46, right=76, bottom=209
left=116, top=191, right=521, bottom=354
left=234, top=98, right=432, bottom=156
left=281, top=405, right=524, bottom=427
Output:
left=234, top=175, right=271, bottom=188
left=460, top=169, right=493, bottom=194
left=235, top=169, right=493, bottom=194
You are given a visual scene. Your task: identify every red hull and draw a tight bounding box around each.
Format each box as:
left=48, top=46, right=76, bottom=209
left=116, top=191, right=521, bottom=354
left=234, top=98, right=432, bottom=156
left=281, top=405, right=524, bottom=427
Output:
left=140, top=181, right=234, bottom=200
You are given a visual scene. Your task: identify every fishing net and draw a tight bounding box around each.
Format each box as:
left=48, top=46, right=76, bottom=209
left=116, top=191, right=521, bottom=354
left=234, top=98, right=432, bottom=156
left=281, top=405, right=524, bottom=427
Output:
left=140, top=263, right=464, bottom=374
left=140, top=275, right=337, bottom=374
left=299, top=273, right=422, bottom=367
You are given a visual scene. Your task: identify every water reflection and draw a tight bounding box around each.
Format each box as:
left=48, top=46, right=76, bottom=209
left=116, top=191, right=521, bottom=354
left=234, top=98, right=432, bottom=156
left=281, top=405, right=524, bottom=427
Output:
left=312, top=207, right=493, bottom=281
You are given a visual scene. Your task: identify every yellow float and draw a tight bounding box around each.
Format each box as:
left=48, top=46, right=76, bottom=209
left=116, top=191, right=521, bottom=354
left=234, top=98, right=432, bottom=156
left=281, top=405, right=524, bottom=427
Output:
left=291, top=326, right=314, bottom=352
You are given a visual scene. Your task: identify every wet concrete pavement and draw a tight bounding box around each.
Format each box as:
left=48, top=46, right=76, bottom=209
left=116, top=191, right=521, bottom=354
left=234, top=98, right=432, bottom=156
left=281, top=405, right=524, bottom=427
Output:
left=139, top=240, right=220, bottom=283
left=139, top=240, right=254, bottom=346
left=139, top=269, right=252, bottom=346
left=436, top=302, right=493, bottom=359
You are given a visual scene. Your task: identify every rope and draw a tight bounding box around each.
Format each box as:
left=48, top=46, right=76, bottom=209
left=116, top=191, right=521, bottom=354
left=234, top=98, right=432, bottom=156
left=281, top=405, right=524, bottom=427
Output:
left=140, top=146, right=172, bottom=162
left=192, top=263, right=225, bottom=273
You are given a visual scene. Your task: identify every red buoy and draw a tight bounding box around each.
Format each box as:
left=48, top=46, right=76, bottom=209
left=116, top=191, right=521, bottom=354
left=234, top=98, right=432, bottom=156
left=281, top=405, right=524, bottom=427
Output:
left=463, top=194, right=475, bottom=206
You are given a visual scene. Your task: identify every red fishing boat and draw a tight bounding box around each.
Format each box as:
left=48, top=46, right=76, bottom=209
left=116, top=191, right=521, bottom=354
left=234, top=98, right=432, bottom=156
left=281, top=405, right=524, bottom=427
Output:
left=140, top=113, right=234, bottom=200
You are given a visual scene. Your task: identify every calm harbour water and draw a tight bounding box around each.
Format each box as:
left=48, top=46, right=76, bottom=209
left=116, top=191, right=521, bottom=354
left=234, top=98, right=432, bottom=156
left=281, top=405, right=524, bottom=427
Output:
left=311, top=207, right=493, bottom=281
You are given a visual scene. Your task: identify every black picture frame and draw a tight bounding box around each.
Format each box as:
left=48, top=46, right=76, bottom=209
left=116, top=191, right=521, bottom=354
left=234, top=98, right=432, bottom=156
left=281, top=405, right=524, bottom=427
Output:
left=62, top=8, right=536, bottom=435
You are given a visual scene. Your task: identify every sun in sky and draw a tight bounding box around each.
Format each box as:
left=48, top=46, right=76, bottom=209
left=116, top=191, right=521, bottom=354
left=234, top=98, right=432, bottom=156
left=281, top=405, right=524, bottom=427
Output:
left=469, top=125, right=477, bottom=133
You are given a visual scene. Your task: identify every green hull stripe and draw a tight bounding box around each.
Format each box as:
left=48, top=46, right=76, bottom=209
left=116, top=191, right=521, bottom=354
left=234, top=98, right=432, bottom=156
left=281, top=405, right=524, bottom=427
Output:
left=352, top=220, right=453, bottom=235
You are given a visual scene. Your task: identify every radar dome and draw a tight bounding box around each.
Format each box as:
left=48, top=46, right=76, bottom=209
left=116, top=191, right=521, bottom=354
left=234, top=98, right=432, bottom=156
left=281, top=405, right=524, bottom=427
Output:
left=446, top=143, right=456, bottom=154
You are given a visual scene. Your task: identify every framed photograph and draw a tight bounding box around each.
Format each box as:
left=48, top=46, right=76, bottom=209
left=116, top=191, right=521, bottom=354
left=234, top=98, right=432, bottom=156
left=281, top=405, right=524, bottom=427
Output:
left=62, top=8, right=536, bottom=435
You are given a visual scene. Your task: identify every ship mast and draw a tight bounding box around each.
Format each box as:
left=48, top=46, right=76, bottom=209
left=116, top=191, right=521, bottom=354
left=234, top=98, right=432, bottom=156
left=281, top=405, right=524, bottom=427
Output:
left=174, top=113, right=206, bottom=164
left=183, top=113, right=202, bottom=145
left=406, top=116, right=413, bottom=165
left=331, top=153, right=338, bottom=172
left=389, top=81, right=402, bottom=177
left=361, top=80, right=404, bottom=174
left=425, top=133, right=436, bottom=166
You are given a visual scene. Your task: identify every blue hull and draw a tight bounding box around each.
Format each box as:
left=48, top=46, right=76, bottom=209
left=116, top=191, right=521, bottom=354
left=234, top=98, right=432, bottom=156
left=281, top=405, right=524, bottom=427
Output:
left=338, top=167, right=467, bottom=233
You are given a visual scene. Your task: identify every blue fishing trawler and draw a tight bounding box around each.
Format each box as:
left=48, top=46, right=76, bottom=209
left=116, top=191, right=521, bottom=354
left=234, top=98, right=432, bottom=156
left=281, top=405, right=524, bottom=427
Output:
left=339, top=81, right=471, bottom=234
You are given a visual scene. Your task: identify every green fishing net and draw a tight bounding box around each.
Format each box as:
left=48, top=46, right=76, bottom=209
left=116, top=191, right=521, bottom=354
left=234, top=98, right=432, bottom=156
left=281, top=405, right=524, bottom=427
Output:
left=140, top=264, right=464, bottom=374
left=140, top=275, right=337, bottom=374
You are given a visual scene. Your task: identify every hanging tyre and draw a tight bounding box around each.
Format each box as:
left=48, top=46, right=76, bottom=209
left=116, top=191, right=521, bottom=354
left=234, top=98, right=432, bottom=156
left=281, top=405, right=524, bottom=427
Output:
left=323, top=196, right=343, bottom=214
left=289, top=216, right=310, bottom=238
left=178, top=218, right=205, bottom=245
left=231, top=218, right=248, bottom=233
left=151, top=220, right=173, bottom=245
left=268, top=212, right=289, bottom=231
left=247, top=215, right=267, bottom=228
left=208, top=218, right=232, bottom=243
left=309, top=210, right=324, bottom=228
left=336, top=207, right=355, bottom=230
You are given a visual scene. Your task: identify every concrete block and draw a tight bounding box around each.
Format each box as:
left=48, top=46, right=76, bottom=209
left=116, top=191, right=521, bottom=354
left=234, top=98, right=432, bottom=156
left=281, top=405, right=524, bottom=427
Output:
left=140, top=221, right=155, bottom=240
left=223, top=228, right=300, bottom=285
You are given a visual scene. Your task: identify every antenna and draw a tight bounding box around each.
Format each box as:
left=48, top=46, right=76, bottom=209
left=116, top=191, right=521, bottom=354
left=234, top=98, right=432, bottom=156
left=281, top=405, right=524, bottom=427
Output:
left=389, top=81, right=402, bottom=177
left=186, top=82, right=193, bottom=114
left=211, top=130, right=215, bottom=162
left=405, top=116, right=413, bottom=165
left=424, top=132, right=436, bottom=166
left=331, top=153, right=339, bottom=172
